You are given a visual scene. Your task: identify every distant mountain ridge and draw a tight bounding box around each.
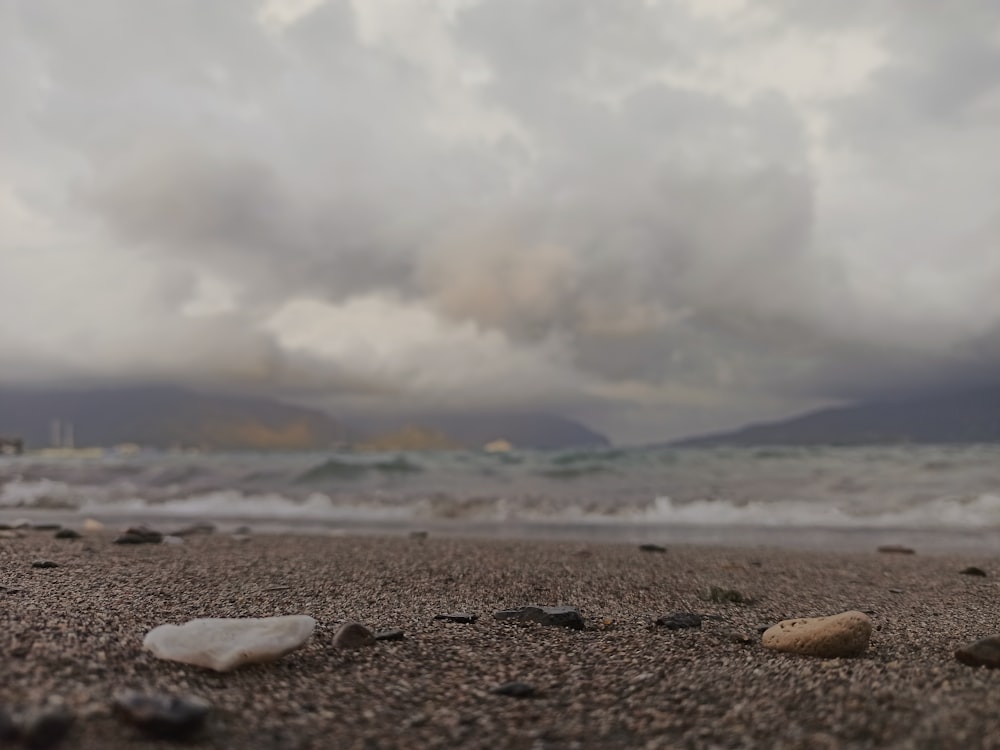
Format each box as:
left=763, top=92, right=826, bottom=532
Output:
left=0, top=386, right=346, bottom=450
left=0, top=386, right=609, bottom=451
left=346, top=411, right=611, bottom=450
left=672, top=388, right=1000, bottom=447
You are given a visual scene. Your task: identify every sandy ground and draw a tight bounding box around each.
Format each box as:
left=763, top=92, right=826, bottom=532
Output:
left=3, top=529, right=1000, bottom=749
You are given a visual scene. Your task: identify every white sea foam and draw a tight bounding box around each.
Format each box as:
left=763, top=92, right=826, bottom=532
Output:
left=617, top=493, right=1000, bottom=529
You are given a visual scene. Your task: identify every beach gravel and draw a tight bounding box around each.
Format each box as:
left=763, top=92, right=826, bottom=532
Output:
left=4, top=531, right=1000, bottom=748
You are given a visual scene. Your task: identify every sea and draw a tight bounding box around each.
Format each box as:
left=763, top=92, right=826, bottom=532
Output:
left=2, top=444, right=1000, bottom=551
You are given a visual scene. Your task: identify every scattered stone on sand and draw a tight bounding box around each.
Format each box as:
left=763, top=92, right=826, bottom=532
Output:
left=705, top=586, right=752, bottom=604
left=762, top=610, right=873, bottom=658
left=374, top=629, right=405, bottom=641
left=82, top=519, right=104, bottom=532
left=168, top=522, right=217, bottom=537
left=960, top=566, right=988, bottom=577
left=20, top=704, right=75, bottom=749
left=332, top=622, right=376, bottom=649
left=655, top=612, right=702, bottom=630
left=30, top=523, right=62, bottom=531
left=113, top=690, right=211, bottom=739
left=434, top=612, right=478, bottom=624
left=638, top=543, right=667, bottom=553
left=53, top=529, right=81, bottom=539
left=409, top=530, right=428, bottom=540
left=955, top=636, right=1000, bottom=668
left=491, top=682, right=537, bottom=698
left=232, top=526, right=252, bottom=535
left=144, top=615, right=317, bottom=672
left=888, top=588, right=904, bottom=594
left=161, top=535, right=185, bottom=545
left=494, top=606, right=585, bottom=630
left=877, top=544, right=915, bottom=555
left=114, top=526, right=163, bottom=545
left=31, top=560, right=59, bottom=569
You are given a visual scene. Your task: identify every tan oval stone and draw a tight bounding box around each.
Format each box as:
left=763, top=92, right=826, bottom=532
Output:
left=762, top=610, right=872, bottom=658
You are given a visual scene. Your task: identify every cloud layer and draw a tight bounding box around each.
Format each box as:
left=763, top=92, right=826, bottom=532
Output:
left=2, top=0, right=998, bottom=441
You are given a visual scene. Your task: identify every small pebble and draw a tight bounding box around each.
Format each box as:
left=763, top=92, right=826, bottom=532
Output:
left=638, top=543, right=667, bottom=553
left=374, top=629, right=405, bottom=641
left=960, top=566, right=988, bottom=577
left=21, top=705, right=75, bottom=749
left=31, top=523, right=62, bottom=531
left=956, top=636, right=1000, bottom=668
left=31, top=560, right=59, bottom=569
left=0, top=706, right=17, bottom=741
left=332, top=622, right=376, bottom=649
left=434, top=613, right=478, bottom=624
left=113, top=690, right=211, bottom=739
left=53, top=529, right=81, bottom=539
left=877, top=545, right=915, bottom=555
left=494, top=606, right=585, bottom=630
left=491, top=682, right=537, bottom=698
left=655, top=612, right=702, bottom=630
left=409, top=530, right=428, bottom=540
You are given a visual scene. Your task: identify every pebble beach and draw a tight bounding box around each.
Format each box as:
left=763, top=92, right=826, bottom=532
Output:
left=4, top=527, right=1000, bottom=749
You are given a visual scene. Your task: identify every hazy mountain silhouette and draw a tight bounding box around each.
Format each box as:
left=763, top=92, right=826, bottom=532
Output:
left=345, top=412, right=610, bottom=450
left=672, top=388, right=1000, bottom=447
left=0, top=386, right=610, bottom=451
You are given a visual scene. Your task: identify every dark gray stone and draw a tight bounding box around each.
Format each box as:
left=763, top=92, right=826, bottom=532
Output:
left=53, top=529, right=81, bottom=539
left=956, top=636, right=1000, bottom=668
left=21, top=706, right=74, bottom=749
left=167, top=522, right=217, bottom=537
left=493, top=606, right=585, bottom=630
left=31, top=560, right=59, bottom=569
left=638, top=543, right=667, bottom=553
left=434, top=613, right=478, bottom=624
left=0, top=706, right=17, bottom=741
left=114, top=526, right=163, bottom=544
left=655, top=612, right=702, bottom=630
left=332, top=622, right=376, bottom=649
left=374, top=629, right=405, bottom=641
left=877, top=544, right=915, bottom=555
left=31, top=523, right=62, bottom=531
left=113, top=690, right=211, bottom=739
left=491, top=681, right=537, bottom=698
left=960, top=566, right=988, bottom=577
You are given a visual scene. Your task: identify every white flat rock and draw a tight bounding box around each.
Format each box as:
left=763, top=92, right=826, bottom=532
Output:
left=144, top=615, right=316, bottom=672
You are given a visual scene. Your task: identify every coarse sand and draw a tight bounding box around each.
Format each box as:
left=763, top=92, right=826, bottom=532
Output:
left=3, top=530, right=1000, bottom=749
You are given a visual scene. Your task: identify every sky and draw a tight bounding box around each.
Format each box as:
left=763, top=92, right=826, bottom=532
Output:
left=1, top=0, right=998, bottom=443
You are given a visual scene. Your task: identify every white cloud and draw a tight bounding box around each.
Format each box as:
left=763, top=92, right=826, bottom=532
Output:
left=1, top=0, right=999, bottom=441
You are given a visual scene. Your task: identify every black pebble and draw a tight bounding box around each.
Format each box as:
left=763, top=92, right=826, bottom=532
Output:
left=31, top=560, right=59, bottom=569
left=113, top=691, right=210, bottom=739
left=494, top=606, right=585, bottom=630
left=638, top=543, right=667, bottom=553
left=54, top=529, right=81, bottom=539
left=21, top=706, right=74, bottom=749
left=374, top=629, right=406, bottom=641
left=0, top=707, right=17, bottom=742
left=434, top=613, right=478, bottom=624
left=491, top=682, right=537, bottom=698
left=960, top=566, right=988, bottom=577
left=655, top=612, right=702, bottom=630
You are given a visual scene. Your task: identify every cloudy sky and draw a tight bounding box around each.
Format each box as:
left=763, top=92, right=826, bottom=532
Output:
left=1, top=0, right=998, bottom=443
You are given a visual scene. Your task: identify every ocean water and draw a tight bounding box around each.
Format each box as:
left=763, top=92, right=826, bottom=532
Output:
left=2, top=444, right=1000, bottom=550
